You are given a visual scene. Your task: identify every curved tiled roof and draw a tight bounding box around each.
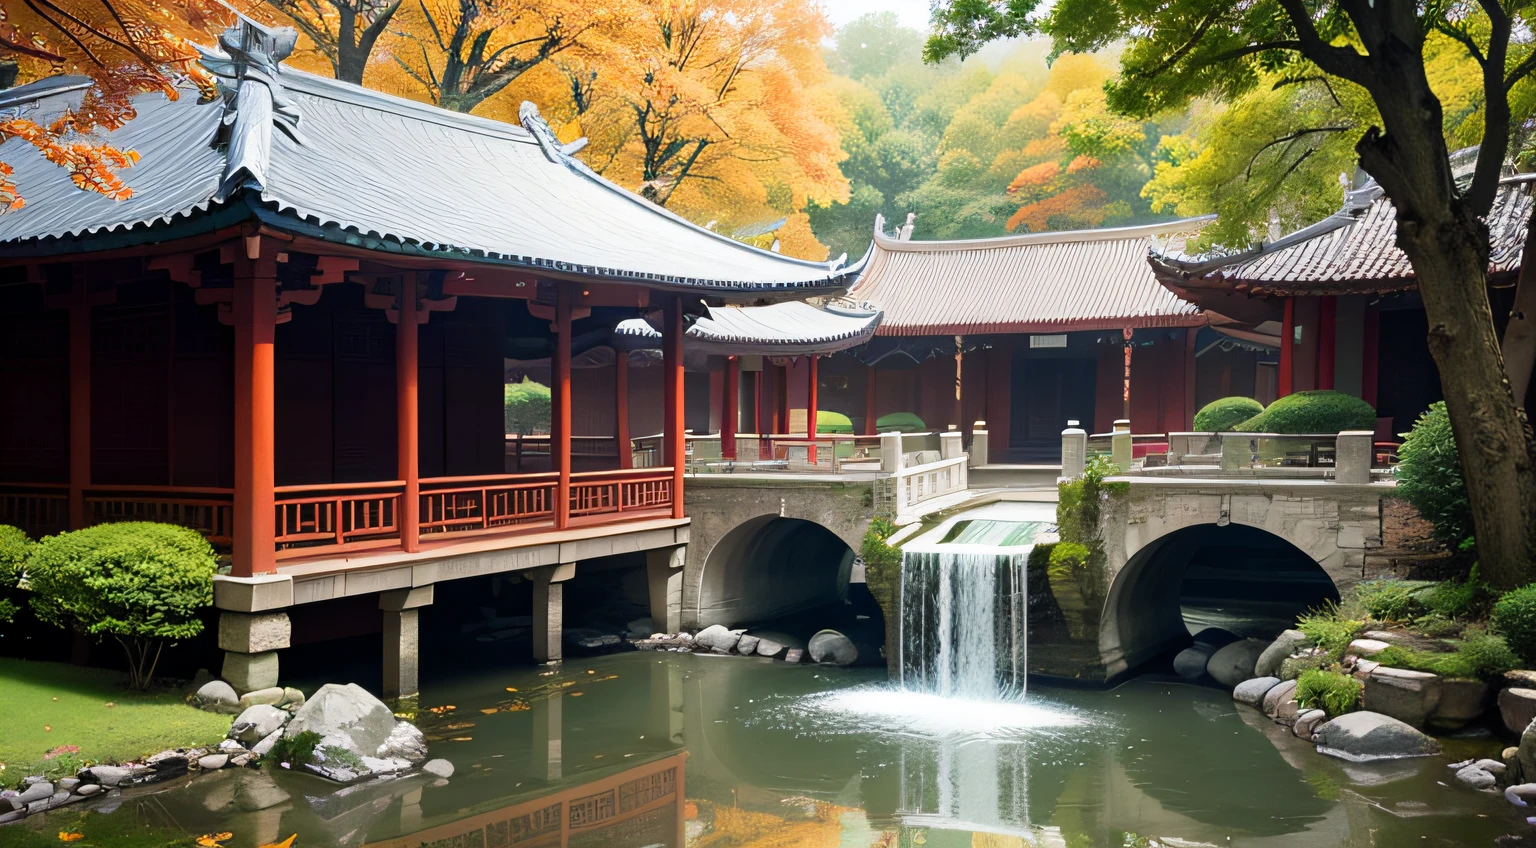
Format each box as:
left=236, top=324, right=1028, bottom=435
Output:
left=0, top=18, right=860, bottom=299
left=847, top=217, right=1211, bottom=336
left=613, top=300, right=881, bottom=356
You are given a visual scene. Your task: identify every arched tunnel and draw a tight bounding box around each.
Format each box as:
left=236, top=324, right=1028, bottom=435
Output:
left=695, top=515, right=882, bottom=640
left=1101, top=523, right=1340, bottom=678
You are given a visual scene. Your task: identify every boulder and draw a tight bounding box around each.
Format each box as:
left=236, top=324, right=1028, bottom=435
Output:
left=1312, top=711, right=1441, bottom=762
left=1363, top=666, right=1443, bottom=728
left=1273, top=697, right=1300, bottom=727
left=81, top=765, right=146, bottom=787
left=1294, top=709, right=1328, bottom=742
left=198, top=754, right=229, bottom=770
left=1207, top=639, right=1267, bottom=689
left=194, top=680, right=240, bottom=711
left=754, top=637, right=787, bottom=658
left=239, top=687, right=286, bottom=708
left=808, top=630, right=858, bottom=666
left=1505, top=670, right=1536, bottom=689
left=694, top=625, right=741, bottom=654
left=1429, top=678, right=1489, bottom=729
left=1507, top=783, right=1536, bottom=807
left=230, top=704, right=288, bottom=745
left=1519, top=715, right=1536, bottom=780
left=1455, top=766, right=1497, bottom=791
left=422, top=758, right=455, bottom=778
left=284, top=682, right=397, bottom=758
left=1233, top=677, right=1281, bottom=707
left=736, top=635, right=761, bottom=656
left=1173, top=644, right=1215, bottom=681
left=251, top=729, right=282, bottom=757
left=280, top=687, right=306, bottom=709
left=1255, top=630, right=1311, bottom=678
left=377, top=720, right=428, bottom=762
left=1346, top=639, right=1393, bottom=658
left=1351, top=659, right=1380, bottom=681
left=16, top=782, right=52, bottom=804
left=1191, top=627, right=1241, bottom=650
left=1501, top=687, right=1536, bottom=735
left=1262, top=679, right=1299, bottom=718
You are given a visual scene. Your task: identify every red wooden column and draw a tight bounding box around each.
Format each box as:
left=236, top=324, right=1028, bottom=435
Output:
left=615, top=351, right=631, bottom=469
left=68, top=266, right=90, bottom=530
left=864, top=363, right=878, bottom=435
left=722, top=356, right=739, bottom=460
left=1316, top=295, right=1337, bottom=390
left=397, top=276, right=420, bottom=552
left=662, top=297, right=685, bottom=519
left=1362, top=304, right=1381, bottom=408
left=775, top=362, right=788, bottom=434
left=553, top=287, right=573, bottom=529
left=1279, top=297, right=1296, bottom=398
left=1121, top=327, right=1134, bottom=419
left=806, top=355, right=820, bottom=465
left=232, top=249, right=278, bottom=577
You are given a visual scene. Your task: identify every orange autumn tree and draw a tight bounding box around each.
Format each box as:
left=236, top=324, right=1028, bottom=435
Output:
left=0, top=0, right=221, bottom=208
left=553, top=0, right=848, bottom=260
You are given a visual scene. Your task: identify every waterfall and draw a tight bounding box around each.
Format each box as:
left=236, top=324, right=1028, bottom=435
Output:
left=898, top=549, right=1028, bottom=700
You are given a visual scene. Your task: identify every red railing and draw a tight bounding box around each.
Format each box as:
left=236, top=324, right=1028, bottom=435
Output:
left=0, top=483, right=69, bottom=538
left=274, top=481, right=402, bottom=553
left=569, top=468, right=673, bottom=517
left=419, top=473, right=558, bottom=535
left=86, top=485, right=235, bottom=545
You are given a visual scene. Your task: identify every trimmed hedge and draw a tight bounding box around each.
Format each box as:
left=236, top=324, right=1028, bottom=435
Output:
left=816, top=410, right=853, bottom=434
left=1237, top=390, right=1376, bottom=434
left=876, top=412, right=926, bottom=433
left=1193, top=397, right=1264, bottom=432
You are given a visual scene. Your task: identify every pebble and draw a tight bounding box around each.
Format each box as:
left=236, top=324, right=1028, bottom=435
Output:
left=74, top=784, right=102, bottom=797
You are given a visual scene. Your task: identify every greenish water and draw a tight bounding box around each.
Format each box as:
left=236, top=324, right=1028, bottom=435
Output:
left=4, top=653, right=1520, bottom=847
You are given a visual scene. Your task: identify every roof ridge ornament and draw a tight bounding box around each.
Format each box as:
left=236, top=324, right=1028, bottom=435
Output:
left=198, top=9, right=303, bottom=199
left=519, top=101, right=594, bottom=176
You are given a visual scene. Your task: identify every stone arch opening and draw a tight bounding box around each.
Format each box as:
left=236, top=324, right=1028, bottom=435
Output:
left=696, top=515, right=863, bottom=631
left=1100, top=523, right=1339, bottom=679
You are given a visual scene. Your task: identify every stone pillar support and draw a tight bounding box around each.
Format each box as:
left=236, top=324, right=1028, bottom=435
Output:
left=880, top=432, right=904, bottom=473
left=939, top=429, right=963, bottom=460
left=645, top=545, right=685, bottom=634
left=380, top=586, right=433, bottom=701
left=969, top=422, right=988, bottom=468
left=1110, top=419, right=1132, bottom=472
left=531, top=563, right=576, bottom=663
left=1335, top=430, right=1373, bottom=485
left=1061, top=421, right=1087, bottom=479
left=218, top=611, right=290, bottom=692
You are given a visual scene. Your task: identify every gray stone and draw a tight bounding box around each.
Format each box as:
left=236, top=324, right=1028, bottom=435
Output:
left=284, top=682, right=397, bottom=758
left=422, top=758, right=455, bottom=778
left=1501, top=687, right=1536, bottom=734
left=26, top=799, right=50, bottom=815
left=57, top=778, right=78, bottom=791
left=1312, top=711, right=1441, bottom=761
left=195, top=680, right=239, bottom=710
left=1173, top=644, right=1215, bottom=680
left=1429, top=678, right=1488, bottom=729
left=755, top=637, right=787, bottom=658
left=198, top=754, right=229, bottom=770
left=1207, top=639, right=1267, bottom=689
left=1262, top=679, right=1299, bottom=718
left=16, top=782, right=52, bottom=804
left=217, top=739, right=246, bottom=752
left=74, top=784, right=101, bottom=797
left=1506, top=670, right=1536, bottom=688
left=783, top=648, right=805, bottom=663
left=1294, top=709, right=1328, bottom=741
left=1273, top=697, right=1300, bottom=726
left=1255, top=630, right=1311, bottom=678
left=1455, top=766, right=1497, bottom=790
left=231, top=755, right=250, bottom=767
left=1233, top=677, right=1281, bottom=707
left=281, top=687, right=305, bottom=708
left=1347, top=638, right=1393, bottom=658
left=222, top=651, right=279, bottom=692
left=1363, top=666, right=1443, bottom=728
left=694, top=624, right=740, bottom=654
left=736, top=635, right=761, bottom=656
left=230, top=704, right=288, bottom=744
left=808, top=630, right=858, bottom=666
left=239, top=687, right=286, bottom=707
left=377, top=720, right=428, bottom=763
left=218, top=612, right=291, bottom=653
left=1476, top=758, right=1508, bottom=774
left=82, top=765, right=143, bottom=787
left=1507, top=783, right=1536, bottom=807
left=358, top=756, right=412, bottom=775
left=1191, top=627, right=1241, bottom=649
left=1351, top=658, right=1381, bottom=680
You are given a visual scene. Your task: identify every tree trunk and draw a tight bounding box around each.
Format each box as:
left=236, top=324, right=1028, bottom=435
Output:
left=1398, top=213, right=1536, bottom=588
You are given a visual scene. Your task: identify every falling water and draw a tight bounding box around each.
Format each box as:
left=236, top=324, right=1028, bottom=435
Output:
left=899, top=549, right=1029, bottom=699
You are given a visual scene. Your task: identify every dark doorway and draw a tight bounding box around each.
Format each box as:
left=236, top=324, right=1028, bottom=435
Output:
left=1009, top=357, right=1096, bottom=460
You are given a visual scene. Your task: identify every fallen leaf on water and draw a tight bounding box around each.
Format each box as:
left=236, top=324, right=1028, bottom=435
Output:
left=586, top=670, right=595, bottom=675
left=479, top=708, right=499, bottom=715
left=570, top=692, right=583, bottom=697
left=505, top=687, right=518, bottom=692
left=450, top=736, right=473, bottom=742
left=593, top=754, right=604, bottom=759
left=258, top=836, right=298, bottom=848
left=442, top=722, right=475, bottom=731
left=195, top=833, right=233, bottom=847
left=426, top=705, right=456, bottom=714
left=58, top=833, right=84, bottom=842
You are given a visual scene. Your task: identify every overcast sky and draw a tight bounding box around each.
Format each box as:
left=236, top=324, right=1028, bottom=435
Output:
left=820, top=0, right=931, bottom=30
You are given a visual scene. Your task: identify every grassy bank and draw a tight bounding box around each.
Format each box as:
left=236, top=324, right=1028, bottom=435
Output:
left=0, top=658, right=229, bottom=783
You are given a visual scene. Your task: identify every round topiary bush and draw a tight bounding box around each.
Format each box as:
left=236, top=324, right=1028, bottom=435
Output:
left=1193, top=397, right=1265, bottom=431
left=876, top=412, right=926, bottom=433
left=1237, top=390, right=1377, bottom=434
left=1394, top=401, right=1470, bottom=548
left=816, top=410, right=853, bottom=434
left=1493, top=585, right=1536, bottom=665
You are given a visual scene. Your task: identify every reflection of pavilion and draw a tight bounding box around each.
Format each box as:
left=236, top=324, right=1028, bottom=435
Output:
left=363, top=752, right=686, bottom=848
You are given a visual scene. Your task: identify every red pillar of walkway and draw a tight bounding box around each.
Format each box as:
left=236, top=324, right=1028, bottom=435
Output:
left=663, top=297, right=685, bottom=519
left=722, top=356, right=739, bottom=460
left=615, top=351, right=631, bottom=469
left=397, top=276, right=420, bottom=552
left=1279, top=297, right=1296, bottom=398
left=1121, top=327, right=1133, bottom=420
left=1362, top=304, right=1380, bottom=408
left=864, top=363, right=878, bottom=435
left=233, top=249, right=277, bottom=577
left=553, top=287, right=573, bottom=529
left=776, top=362, right=788, bottom=435
left=68, top=266, right=89, bottom=530
left=1316, top=295, right=1337, bottom=391
left=806, top=355, right=819, bottom=465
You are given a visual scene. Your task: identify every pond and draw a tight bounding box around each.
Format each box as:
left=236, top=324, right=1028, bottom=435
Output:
left=5, top=653, right=1520, bottom=847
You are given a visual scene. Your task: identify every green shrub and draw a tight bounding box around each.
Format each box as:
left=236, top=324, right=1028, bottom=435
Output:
left=1193, top=397, right=1265, bottom=432
left=1413, top=614, right=1462, bottom=638
left=1237, top=390, right=1377, bottom=434
left=1393, top=401, right=1470, bottom=548
left=875, top=412, right=926, bottom=433
left=1492, top=585, right=1536, bottom=665
left=1421, top=565, right=1492, bottom=619
left=816, top=410, right=853, bottom=434
left=0, top=524, right=32, bottom=625
left=1296, top=603, right=1364, bottom=660
left=1280, top=653, right=1329, bottom=681
left=27, top=522, right=216, bottom=690
left=504, top=377, right=551, bottom=435
left=1353, top=579, right=1433, bottom=622
left=1296, top=669, right=1362, bottom=715
left=267, top=730, right=321, bottom=766
left=1374, top=631, right=1518, bottom=680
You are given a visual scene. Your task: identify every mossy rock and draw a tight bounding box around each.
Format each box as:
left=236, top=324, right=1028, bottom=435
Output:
left=1193, top=397, right=1265, bottom=432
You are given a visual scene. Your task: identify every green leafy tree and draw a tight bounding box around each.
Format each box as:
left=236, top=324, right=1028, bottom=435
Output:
left=27, top=522, right=216, bottom=690
left=1396, top=401, right=1473, bottom=548
left=504, top=377, right=552, bottom=435
left=926, top=0, right=1536, bottom=589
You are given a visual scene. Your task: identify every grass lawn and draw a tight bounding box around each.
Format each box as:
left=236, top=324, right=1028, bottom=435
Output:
left=0, top=658, right=230, bottom=784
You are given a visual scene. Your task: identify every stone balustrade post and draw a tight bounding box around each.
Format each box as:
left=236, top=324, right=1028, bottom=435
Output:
left=969, top=421, right=989, bottom=468
left=880, top=432, right=904, bottom=473
left=940, top=430, right=963, bottom=460
left=1061, top=420, right=1087, bottom=479
left=1220, top=433, right=1248, bottom=471
left=1111, top=419, right=1132, bottom=472
left=1335, top=430, right=1373, bottom=485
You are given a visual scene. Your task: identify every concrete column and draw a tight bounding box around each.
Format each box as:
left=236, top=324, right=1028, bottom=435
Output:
left=1061, top=421, right=1087, bottom=478
left=380, top=586, right=433, bottom=700
left=1110, top=418, right=1132, bottom=472
left=939, top=429, right=962, bottom=460
left=969, top=422, right=989, bottom=468
left=880, top=432, right=904, bottom=473
left=1335, top=430, right=1373, bottom=485
left=645, top=546, right=685, bottom=634
left=531, top=563, right=576, bottom=663
left=530, top=691, right=563, bottom=781
left=218, top=611, right=290, bottom=692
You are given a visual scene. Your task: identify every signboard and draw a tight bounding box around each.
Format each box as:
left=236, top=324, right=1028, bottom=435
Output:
left=1029, top=334, right=1068, bottom=349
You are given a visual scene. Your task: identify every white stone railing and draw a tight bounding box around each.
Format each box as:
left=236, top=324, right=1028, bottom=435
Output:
left=1062, top=424, right=1380, bottom=483
left=873, top=430, right=971, bottom=521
